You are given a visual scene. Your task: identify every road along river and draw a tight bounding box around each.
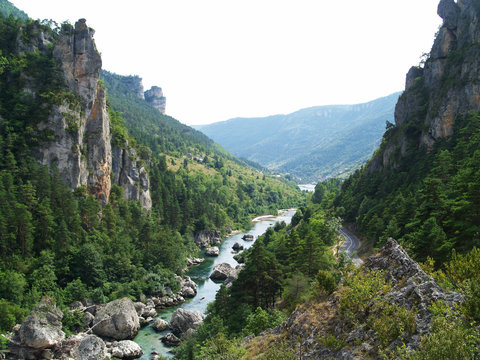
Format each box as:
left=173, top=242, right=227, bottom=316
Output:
left=134, top=209, right=297, bottom=359
left=339, top=227, right=363, bottom=266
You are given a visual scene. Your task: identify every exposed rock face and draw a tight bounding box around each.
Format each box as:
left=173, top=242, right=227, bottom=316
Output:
left=72, top=334, right=107, bottom=360
left=35, top=19, right=112, bottom=203
left=152, top=318, right=169, bottom=332
left=177, top=276, right=198, bottom=298
left=205, top=246, right=220, bottom=256
left=161, top=333, right=181, bottom=347
left=112, top=145, right=152, bottom=210
left=371, top=0, right=480, bottom=170
left=194, top=229, right=222, bottom=248
left=169, top=308, right=204, bottom=337
left=247, top=239, right=463, bottom=359
left=31, top=19, right=151, bottom=208
left=92, top=298, right=140, bottom=340
left=145, top=86, right=166, bottom=114
left=109, top=340, right=143, bottom=359
left=10, top=297, right=65, bottom=354
left=210, top=263, right=234, bottom=281
left=119, top=75, right=145, bottom=99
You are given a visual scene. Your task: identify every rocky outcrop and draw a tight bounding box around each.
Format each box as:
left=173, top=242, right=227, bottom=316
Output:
left=169, top=309, right=204, bottom=337
left=371, top=0, right=480, bottom=170
left=34, top=19, right=112, bottom=202
left=205, top=246, right=220, bottom=256
left=108, top=340, right=143, bottom=359
left=152, top=318, right=169, bottom=332
left=145, top=86, right=166, bottom=114
left=92, top=298, right=140, bottom=340
left=232, top=242, right=244, bottom=251
left=119, top=75, right=145, bottom=99
left=112, top=145, right=152, bottom=210
left=194, top=229, right=222, bottom=248
left=72, top=334, right=107, bottom=360
left=29, top=19, right=152, bottom=208
left=8, top=297, right=65, bottom=359
left=245, top=239, right=464, bottom=359
left=177, top=276, right=198, bottom=298
left=210, top=263, right=234, bottom=281
left=161, top=333, right=181, bottom=347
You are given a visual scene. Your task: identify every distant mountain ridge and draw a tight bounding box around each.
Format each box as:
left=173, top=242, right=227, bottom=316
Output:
left=195, top=92, right=400, bottom=182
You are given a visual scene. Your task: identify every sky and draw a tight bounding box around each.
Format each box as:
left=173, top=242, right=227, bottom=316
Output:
left=12, top=0, right=443, bottom=126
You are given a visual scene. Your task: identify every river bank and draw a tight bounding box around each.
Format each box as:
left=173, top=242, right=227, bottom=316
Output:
left=134, top=209, right=297, bottom=359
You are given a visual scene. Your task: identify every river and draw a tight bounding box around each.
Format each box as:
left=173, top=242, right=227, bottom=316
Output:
left=134, top=209, right=297, bottom=359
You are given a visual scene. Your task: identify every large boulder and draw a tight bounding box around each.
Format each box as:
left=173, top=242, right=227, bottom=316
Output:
left=92, top=298, right=140, bottom=340
left=194, top=229, right=222, bottom=248
left=205, top=246, right=220, bottom=256
left=225, top=264, right=245, bottom=289
left=73, top=334, right=107, bottom=360
left=161, top=333, right=181, bottom=347
left=169, top=309, right=204, bottom=337
left=18, top=297, right=65, bottom=349
left=178, top=276, right=198, bottom=298
left=152, top=318, right=169, bottom=332
left=210, top=263, right=234, bottom=281
left=109, top=340, right=143, bottom=359
left=232, top=242, right=244, bottom=251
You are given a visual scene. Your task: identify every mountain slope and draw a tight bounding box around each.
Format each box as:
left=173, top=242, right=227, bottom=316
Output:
left=335, top=0, right=480, bottom=261
left=0, top=0, right=27, bottom=19
left=196, top=93, right=400, bottom=182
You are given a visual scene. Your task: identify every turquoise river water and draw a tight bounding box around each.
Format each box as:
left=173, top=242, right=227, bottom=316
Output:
left=134, top=209, right=297, bottom=359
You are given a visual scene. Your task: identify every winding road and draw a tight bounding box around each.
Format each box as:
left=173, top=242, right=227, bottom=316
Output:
left=339, top=227, right=363, bottom=266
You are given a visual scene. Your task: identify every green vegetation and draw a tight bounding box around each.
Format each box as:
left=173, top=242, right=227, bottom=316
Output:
left=196, top=93, right=400, bottom=182
left=335, top=110, right=480, bottom=262
left=0, top=13, right=305, bottom=334
left=174, top=197, right=345, bottom=359
left=0, top=0, right=28, bottom=20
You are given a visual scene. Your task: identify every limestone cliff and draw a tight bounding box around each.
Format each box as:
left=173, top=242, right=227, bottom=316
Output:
left=112, top=144, right=152, bottom=210
left=33, top=19, right=151, bottom=208
left=370, top=0, right=480, bottom=170
left=145, top=86, right=167, bottom=114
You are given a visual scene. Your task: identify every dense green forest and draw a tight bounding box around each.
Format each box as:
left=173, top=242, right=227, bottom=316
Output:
left=0, top=11, right=304, bottom=335
left=335, top=110, right=480, bottom=263
left=174, top=181, right=345, bottom=359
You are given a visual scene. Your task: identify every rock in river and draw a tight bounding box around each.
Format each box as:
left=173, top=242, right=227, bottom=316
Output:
left=152, top=318, right=169, bottom=332
left=205, top=246, right=220, bottom=256
left=109, top=340, right=143, bottom=359
left=169, top=308, right=204, bottom=337
left=92, top=297, right=140, bottom=340
left=210, top=263, right=234, bottom=281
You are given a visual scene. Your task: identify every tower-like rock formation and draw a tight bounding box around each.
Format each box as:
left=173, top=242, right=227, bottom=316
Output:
left=145, top=86, right=167, bottom=114
left=34, top=19, right=151, bottom=209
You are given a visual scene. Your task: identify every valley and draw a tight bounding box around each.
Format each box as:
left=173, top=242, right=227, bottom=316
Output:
left=1, top=0, right=480, bottom=359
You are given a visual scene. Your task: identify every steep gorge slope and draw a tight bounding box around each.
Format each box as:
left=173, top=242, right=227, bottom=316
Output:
left=196, top=93, right=400, bottom=182
left=0, top=6, right=305, bottom=341
left=336, top=0, right=480, bottom=260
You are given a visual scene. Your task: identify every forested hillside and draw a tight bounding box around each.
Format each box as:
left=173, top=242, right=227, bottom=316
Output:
left=334, top=0, right=480, bottom=263
left=196, top=93, right=400, bottom=182
left=0, top=8, right=304, bottom=338
left=172, top=0, right=480, bottom=358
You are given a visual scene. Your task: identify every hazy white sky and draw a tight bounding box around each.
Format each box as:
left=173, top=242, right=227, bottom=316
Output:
left=12, top=0, right=442, bottom=125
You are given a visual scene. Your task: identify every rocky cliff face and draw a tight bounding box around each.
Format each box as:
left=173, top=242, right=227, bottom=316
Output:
left=32, top=19, right=151, bottom=208
left=371, top=0, right=480, bottom=170
left=245, top=239, right=463, bottom=359
left=145, top=86, right=167, bottom=114
left=112, top=144, right=152, bottom=210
